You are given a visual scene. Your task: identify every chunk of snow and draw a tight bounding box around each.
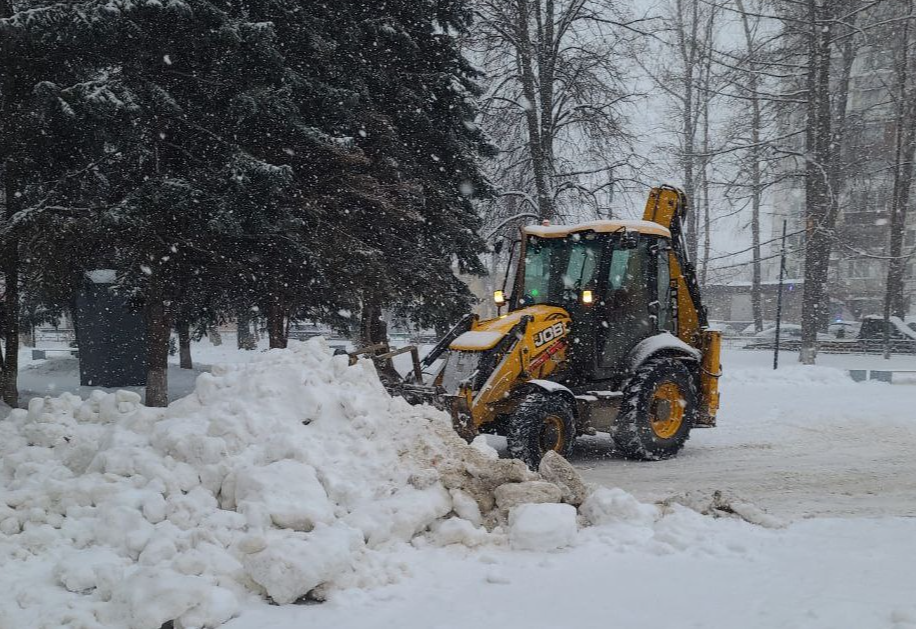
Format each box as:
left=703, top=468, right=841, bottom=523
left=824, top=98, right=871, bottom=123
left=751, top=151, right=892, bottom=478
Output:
left=243, top=525, right=362, bottom=605
left=429, top=517, right=489, bottom=547
left=628, top=332, right=700, bottom=370
left=450, top=330, right=504, bottom=350
left=470, top=435, right=499, bottom=459
left=508, top=503, right=577, bottom=551
left=234, top=460, right=335, bottom=531
left=579, top=487, right=659, bottom=526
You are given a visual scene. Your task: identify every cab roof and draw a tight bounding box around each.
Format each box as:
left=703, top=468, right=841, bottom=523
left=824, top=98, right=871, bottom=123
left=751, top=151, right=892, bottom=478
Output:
left=523, top=219, right=671, bottom=239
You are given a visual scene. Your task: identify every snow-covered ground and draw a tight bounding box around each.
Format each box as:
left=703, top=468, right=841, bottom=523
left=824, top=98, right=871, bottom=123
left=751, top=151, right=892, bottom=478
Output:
left=2, top=337, right=915, bottom=627
left=573, top=352, right=916, bottom=519
left=227, top=516, right=916, bottom=628
left=16, top=335, right=272, bottom=409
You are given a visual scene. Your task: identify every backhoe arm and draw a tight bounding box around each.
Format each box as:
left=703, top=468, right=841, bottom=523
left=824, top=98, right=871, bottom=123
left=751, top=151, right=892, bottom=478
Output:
left=644, top=185, right=720, bottom=427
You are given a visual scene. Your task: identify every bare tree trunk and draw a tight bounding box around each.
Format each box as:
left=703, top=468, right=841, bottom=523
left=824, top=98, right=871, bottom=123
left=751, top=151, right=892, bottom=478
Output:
left=675, top=0, right=702, bottom=259
left=885, top=5, right=915, bottom=343
left=144, top=278, right=171, bottom=407
left=800, top=1, right=832, bottom=365
left=737, top=1, right=764, bottom=332
left=515, top=0, right=556, bottom=220
left=535, top=0, right=556, bottom=218
left=886, top=140, right=914, bottom=319
left=0, top=0, right=19, bottom=407
left=236, top=307, right=255, bottom=350
left=821, top=17, right=857, bottom=332
left=700, top=80, right=712, bottom=286
left=1, top=231, right=19, bottom=407
left=699, top=5, right=716, bottom=286
left=267, top=280, right=287, bottom=349
left=207, top=327, right=222, bottom=346
left=176, top=320, right=192, bottom=369
left=360, top=294, right=389, bottom=348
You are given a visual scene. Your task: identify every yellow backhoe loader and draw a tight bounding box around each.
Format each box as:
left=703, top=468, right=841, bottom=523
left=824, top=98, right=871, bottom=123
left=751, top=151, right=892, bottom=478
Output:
left=378, top=185, right=721, bottom=467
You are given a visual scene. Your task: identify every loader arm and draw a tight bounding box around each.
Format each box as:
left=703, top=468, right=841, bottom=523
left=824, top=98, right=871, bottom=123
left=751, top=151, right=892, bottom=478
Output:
left=643, top=185, right=720, bottom=426
left=643, top=185, right=708, bottom=333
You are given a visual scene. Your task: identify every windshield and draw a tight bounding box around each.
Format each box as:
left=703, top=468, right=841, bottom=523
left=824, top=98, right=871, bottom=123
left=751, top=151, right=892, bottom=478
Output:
left=519, top=234, right=601, bottom=307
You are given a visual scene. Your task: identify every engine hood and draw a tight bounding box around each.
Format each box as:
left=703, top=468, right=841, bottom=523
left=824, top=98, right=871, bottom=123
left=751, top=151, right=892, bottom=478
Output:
left=450, top=305, right=571, bottom=351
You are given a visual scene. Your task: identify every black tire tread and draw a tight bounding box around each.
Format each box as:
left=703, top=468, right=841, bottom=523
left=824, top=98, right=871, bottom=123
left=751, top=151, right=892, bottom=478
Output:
left=612, top=357, right=697, bottom=461
left=506, top=391, right=576, bottom=469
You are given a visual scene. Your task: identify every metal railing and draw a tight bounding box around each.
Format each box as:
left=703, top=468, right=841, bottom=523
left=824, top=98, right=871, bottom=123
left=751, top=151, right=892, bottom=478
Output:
left=35, top=328, right=77, bottom=344
left=721, top=335, right=916, bottom=355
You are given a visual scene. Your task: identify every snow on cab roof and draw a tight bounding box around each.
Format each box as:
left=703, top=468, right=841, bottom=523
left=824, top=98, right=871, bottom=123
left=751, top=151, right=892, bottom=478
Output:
left=523, top=219, right=671, bottom=239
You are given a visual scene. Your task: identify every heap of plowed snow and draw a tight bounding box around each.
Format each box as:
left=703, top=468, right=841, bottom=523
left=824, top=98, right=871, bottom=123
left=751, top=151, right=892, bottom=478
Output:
left=0, top=339, right=607, bottom=627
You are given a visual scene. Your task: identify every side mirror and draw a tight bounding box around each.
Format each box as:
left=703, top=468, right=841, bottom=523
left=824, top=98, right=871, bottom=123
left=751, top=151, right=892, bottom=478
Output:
left=493, top=238, right=504, bottom=255
left=494, top=289, right=506, bottom=306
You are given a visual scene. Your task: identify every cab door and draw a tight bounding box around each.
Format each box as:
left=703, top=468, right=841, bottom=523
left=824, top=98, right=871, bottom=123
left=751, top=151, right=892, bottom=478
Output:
left=598, top=236, right=656, bottom=372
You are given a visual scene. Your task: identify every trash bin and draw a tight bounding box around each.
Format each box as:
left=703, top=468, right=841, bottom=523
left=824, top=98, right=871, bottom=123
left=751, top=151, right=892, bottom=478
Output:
left=74, top=270, right=147, bottom=386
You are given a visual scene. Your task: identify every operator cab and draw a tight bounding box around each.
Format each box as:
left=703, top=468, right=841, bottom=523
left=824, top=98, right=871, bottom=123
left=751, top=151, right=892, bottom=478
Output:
left=511, top=220, right=676, bottom=386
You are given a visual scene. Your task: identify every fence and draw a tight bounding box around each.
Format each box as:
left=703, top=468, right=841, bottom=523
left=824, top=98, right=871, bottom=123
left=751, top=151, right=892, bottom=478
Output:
left=35, top=328, right=77, bottom=345
left=721, top=335, right=916, bottom=355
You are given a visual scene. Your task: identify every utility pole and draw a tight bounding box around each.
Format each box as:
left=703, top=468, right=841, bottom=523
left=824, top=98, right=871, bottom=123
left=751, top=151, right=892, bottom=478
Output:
left=774, top=219, right=788, bottom=370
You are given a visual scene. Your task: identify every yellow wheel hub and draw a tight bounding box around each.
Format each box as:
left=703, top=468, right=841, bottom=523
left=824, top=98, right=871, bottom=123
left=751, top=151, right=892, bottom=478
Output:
left=650, top=382, right=685, bottom=439
left=539, top=414, right=566, bottom=453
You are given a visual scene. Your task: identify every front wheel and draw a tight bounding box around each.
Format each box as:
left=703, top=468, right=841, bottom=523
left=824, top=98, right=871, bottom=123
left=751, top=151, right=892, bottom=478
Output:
left=506, top=391, right=576, bottom=469
left=612, top=357, right=697, bottom=460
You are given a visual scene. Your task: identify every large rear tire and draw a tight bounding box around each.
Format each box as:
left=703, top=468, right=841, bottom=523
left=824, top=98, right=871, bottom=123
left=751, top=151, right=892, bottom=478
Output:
left=612, top=357, right=697, bottom=460
left=506, top=391, right=576, bottom=469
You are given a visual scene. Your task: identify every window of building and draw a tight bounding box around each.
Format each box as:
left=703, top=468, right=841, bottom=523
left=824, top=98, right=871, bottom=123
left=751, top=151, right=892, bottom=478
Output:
left=848, top=184, right=888, bottom=214
left=846, top=260, right=878, bottom=279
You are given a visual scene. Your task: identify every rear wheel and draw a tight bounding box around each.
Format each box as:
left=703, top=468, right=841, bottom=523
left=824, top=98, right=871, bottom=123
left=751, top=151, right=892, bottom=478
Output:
left=506, top=391, right=576, bottom=469
left=612, top=357, right=697, bottom=460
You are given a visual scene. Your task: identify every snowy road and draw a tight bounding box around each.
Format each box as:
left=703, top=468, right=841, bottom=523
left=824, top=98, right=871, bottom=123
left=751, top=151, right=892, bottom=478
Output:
left=570, top=350, right=916, bottom=519
left=19, top=342, right=916, bottom=521
left=21, top=342, right=915, bottom=521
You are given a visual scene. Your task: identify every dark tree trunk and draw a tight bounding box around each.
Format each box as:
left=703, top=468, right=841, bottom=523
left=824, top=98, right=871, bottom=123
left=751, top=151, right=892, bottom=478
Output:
left=888, top=130, right=915, bottom=319
left=736, top=0, right=764, bottom=332
left=1, top=0, right=19, bottom=407
left=360, top=296, right=389, bottom=348
left=360, top=293, right=397, bottom=379
left=676, top=0, right=701, bottom=260
left=885, top=14, right=916, bottom=341
left=177, top=320, right=192, bottom=369
left=515, top=0, right=556, bottom=220
left=267, top=284, right=287, bottom=349
left=800, top=1, right=832, bottom=365
left=820, top=19, right=856, bottom=333
left=144, top=280, right=171, bottom=407
left=207, top=327, right=222, bottom=346
left=236, top=308, right=255, bottom=350
left=1, top=242, right=19, bottom=407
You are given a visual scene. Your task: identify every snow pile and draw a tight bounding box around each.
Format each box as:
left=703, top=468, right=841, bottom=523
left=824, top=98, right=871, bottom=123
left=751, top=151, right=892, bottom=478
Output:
left=0, top=339, right=791, bottom=628
left=0, top=339, right=548, bottom=627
